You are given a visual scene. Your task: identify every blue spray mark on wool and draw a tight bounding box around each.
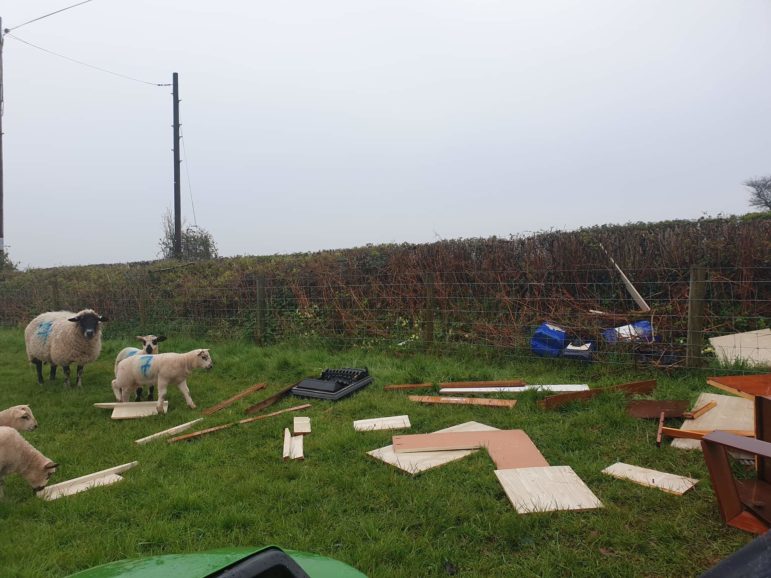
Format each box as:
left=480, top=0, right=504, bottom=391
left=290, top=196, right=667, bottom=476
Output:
left=126, top=350, right=138, bottom=358
left=36, top=321, right=53, bottom=344
left=139, top=355, right=153, bottom=377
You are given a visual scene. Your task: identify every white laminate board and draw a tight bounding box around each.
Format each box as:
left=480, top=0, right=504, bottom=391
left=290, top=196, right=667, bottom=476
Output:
left=111, top=402, right=169, bottom=419
left=37, top=461, right=138, bottom=501
left=709, top=329, right=771, bottom=367
left=495, top=466, right=603, bottom=513
left=602, top=462, right=698, bottom=495
left=354, top=415, right=411, bottom=432
left=367, top=421, right=499, bottom=475
left=438, top=384, right=589, bottom=394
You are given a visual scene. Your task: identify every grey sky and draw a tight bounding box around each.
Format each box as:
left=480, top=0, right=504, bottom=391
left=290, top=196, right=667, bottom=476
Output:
left=2, top=1, right=770, bottom=268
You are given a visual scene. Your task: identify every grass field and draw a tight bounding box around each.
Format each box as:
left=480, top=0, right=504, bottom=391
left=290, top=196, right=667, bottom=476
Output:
left=0, top=328, right=754, bottom=577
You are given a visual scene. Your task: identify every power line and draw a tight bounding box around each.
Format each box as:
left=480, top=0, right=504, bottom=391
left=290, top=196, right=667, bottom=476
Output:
left=5, top=34, right=170, bottom=87
left=4, top=0, right=99, bottom=33
left=180, top=133, right=198, bottom=227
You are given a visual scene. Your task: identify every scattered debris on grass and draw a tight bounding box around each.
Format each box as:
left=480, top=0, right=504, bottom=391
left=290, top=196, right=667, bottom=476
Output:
left=408, top=395, right=516, bottom=409
left=538, top=379, right=656, bottom=410
left=353, top=415, right=411, bottom=432
left=293, top=416, right=311, bottom=435
left=38, top=461, right=139, bottom=501
left=202, top=383, right=266, bottom=416
left=135, top=418, right=205, bottom=445
left=602, top=462, right=698, bottom=495
left=495, top=465, right=603, bottom=513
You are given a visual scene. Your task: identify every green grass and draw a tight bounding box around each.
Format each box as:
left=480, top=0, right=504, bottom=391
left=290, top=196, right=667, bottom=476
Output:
left=0, top=328, right=754, bottom=577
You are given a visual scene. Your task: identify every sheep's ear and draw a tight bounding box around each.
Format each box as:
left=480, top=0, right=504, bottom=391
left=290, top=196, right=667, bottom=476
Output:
left=197, top=349, right=208, bottom=357
left=98, top=316, right=108, bottom=322
left=157, top=335, right=167, bottom=342
left=68, top=316, right=80, bottom=322
left=45, top=461, right=58, bottom=470
left=136, top=336, right=146, bottom=342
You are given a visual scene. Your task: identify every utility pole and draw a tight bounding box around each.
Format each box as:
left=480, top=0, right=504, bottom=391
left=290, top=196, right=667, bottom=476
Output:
left=0, top=19, right=5, bottom=255
left=172, top=71, right=181, bottom=259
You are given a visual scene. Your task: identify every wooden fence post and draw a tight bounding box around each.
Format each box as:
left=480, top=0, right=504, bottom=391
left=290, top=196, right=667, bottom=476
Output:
left=686, top=264, right=708, bottom=368
left=422, top=272, right=435, bottom=348
left=254, top=275, right=267, bottom=345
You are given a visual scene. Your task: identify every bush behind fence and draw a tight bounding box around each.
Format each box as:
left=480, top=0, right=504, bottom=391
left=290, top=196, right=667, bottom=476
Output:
left=1, top=216, right=769, bottom=367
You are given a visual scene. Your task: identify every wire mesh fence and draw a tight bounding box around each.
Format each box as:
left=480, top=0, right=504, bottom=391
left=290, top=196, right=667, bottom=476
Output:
left=0, top=259, right=768, bottom=372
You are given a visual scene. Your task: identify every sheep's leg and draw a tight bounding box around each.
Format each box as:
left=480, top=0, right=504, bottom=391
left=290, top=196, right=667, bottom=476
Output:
left=49, top=364, right=57, bottom=381
left=177, top=380, right=196, bottom=409
left=156, top=380, right=168, bottom=413
left=148, top=385, right=155, bottom=401
left=76, top=365, right=85, bottom=387
left=32, top=359, right=44, bottom=385
left=111, top=379, right=122, bottom=402
left=135, top=386, right=144, bottom=401
left=62, top=365, right=71, bottom=387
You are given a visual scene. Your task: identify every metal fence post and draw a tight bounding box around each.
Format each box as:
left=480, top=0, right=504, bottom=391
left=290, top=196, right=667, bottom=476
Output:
left=686, top=264, right=708, bottom=368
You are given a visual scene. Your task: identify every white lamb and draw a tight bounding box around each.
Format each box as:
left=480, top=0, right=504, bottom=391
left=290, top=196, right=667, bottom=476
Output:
left=0, top=405, right=38, bottom=432
left=112, top=349, right=213, bottom=412
left=0, top=426, right=58, bottom=497
left=114, top=335, right=167, bottom=400
left=24, top=309, right=108, bottom=387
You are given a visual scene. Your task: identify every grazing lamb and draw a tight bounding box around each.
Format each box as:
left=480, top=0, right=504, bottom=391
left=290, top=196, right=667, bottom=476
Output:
left=0, top=426, right=58, bottom=497
left=0, top=406, right=38, bottom=432
left=114, top=335, right=167, bottom=401
left=24, top=309, right=108, bottom=387
left=112, top=349, right=213, bottom=412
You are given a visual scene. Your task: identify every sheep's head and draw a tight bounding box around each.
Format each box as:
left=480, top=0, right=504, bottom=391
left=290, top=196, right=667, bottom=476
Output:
left=11, top=405, right=37, bottom=431
left=29, top=460, right=58, bottom=493
left=68, top=309, right=107, bottom=340
left=196, top=349, right=213, bottom=370
left=137, top=335, right=166, bottom=355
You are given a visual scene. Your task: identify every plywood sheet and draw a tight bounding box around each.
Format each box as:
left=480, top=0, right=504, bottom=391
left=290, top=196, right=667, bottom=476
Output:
left=495, top=466, right=603, bottom=513
left=672, top=392, right=753, bottom=450
left=367, top=421, right=499, bottom=475
left=626, top=400, right=689, bottom=419
left=354, top=415, right=411, bottom=432
left=135, top=418, right=204, bottom=445
left=392, top=430, right=549, bottom=470
left=602, top=462, right=698, bottom=495
left=289, top=434, right=304, bottom=460
left=111, top=401, right=169, bottom=419
left=294, top=416, right=311, bottom=435
left=709, top=329, right=771, bottom=368
left=438, top=384, right=589, bottom=394
left=38, top=461, right=139, bottom=501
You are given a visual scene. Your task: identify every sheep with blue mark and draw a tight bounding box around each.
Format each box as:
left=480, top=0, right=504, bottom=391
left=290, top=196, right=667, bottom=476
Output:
left=114, top=334, right=167, bottom=400
left=112, top=349, right=213, bottom=412
left=24, top=309, right=108, bottom=387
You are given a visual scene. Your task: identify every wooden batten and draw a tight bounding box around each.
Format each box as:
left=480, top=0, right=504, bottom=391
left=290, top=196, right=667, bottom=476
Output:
left=354, top=415, right=411, bottom=432
left=38, top=461, right=139, bottom=501
left=408, top=396, right=516, bottom=409
left=202, top=383, right=266, bottom=416
left=135, top=418, right=205, bottom=445
left=439, top=380, right=526, bottom=389
left=383, top=383, right=434, bottom=391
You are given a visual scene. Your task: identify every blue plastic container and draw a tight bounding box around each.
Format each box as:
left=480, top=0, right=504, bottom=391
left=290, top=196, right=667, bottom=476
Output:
left=531, top=322, right=570, bottom=357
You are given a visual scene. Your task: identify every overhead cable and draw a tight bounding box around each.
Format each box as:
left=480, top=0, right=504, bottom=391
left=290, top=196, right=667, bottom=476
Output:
left=6, top=34, right=171, bottom=87
left=5, top=0, right=99, bottom=33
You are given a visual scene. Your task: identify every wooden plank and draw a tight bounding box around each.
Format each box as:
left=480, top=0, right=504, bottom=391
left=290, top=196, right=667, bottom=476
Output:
left=111, top=401, right=168, bottom=419
left=384, top=383, right=434, bottom=391
left=708, top=374, right=771, bottom=400
left=167, top=404, right=311, bottom=443
left=439, top=380, right=526, bottom=389
left=495, top=466, right=604, bottom=513
left=94, top=401, right=158, bottom=409
left=201, top=383, right=266, bottom=416
left=354, top=415, right=411, bottom=432
left=289, top=434, right=304, bottom=460
left=439, top=384, right=589, bottom=394
left=294, top=416, right=311, bottom=435
left=656, top=411, right=666, bottom=448
left=672, top=393, right=754, bottom=450
left=392, top=430, right=549, bottom=470
left=602, top=462, right=698, bottom=495
left=37, top=461, right=139, bottom=501
left=627, top=400, right=689, bottom=419
left=662, top=427, right=755, bottom=441
left=684, top=401, right=718, bottom=420
left=367, top=421, right=499, bottom=475
left=409, top=395, right=516, bottom=409
left=244, top=383, right=297, bottom=414
left=135, top=418, right=205, bottom=445
left=282, top=428, right=291, bottom=460
left=539, top=380, right=657, bottom=410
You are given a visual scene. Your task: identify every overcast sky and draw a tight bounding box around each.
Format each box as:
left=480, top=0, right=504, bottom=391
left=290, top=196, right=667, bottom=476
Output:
left=2, top=0, right=770, bottom=268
